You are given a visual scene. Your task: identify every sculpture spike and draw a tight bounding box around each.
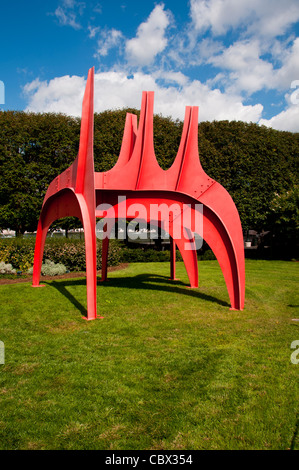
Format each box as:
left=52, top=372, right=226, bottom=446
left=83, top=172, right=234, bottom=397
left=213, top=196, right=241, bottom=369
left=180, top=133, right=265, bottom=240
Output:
left=76, top=67, right=95, bottom=195
left=113, top=113, right=137, bottom=169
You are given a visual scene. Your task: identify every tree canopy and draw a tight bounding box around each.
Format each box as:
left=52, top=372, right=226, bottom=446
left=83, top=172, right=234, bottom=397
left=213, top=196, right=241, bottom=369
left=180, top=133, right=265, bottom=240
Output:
left=0, top=109, right=298, bottom=250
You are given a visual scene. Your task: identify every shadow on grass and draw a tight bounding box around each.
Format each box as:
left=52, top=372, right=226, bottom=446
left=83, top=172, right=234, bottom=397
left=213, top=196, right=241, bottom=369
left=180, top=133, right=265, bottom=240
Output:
left=46, top=280, right=87, bottom=317
left=45, top=272, right=230, bottom=317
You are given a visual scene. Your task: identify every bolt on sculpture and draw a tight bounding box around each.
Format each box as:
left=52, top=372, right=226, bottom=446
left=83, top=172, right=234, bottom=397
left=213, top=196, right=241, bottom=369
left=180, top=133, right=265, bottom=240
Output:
left=32, top=67, right=245, bottom=320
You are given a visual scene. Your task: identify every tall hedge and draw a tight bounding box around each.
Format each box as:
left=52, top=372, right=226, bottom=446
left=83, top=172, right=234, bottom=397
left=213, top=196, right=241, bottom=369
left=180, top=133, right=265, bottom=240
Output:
left=0, top=109, right=298, bottom=243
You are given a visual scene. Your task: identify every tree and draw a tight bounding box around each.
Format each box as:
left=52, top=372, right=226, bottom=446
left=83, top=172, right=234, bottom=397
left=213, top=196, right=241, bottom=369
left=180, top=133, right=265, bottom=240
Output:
left=0, top=111, right=80, bottom=235
left=0, top=108, right=298, bottom=247
left=267, top=185, right=299, bottom=257
left=198, top=120, right=299, bottom=231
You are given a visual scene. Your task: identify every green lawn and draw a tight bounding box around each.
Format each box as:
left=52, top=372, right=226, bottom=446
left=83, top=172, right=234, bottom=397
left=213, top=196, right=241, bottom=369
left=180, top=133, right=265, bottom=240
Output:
left=0, top=260, right=298, bottom=450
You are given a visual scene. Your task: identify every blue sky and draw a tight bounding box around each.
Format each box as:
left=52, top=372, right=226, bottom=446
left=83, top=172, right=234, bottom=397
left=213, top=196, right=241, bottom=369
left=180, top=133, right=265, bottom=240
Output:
left=1, top=0, right=299, bottom=131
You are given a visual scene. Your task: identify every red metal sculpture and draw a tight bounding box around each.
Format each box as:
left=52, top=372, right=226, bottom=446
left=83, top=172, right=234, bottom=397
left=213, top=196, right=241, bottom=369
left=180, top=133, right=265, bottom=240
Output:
left=32, top=67, right=245, bottom=320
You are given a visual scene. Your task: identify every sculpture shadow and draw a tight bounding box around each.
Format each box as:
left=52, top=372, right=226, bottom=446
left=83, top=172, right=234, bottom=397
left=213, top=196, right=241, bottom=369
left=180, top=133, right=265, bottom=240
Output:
left=46, top=279, right=88, bottom=316
left=45, top=272, right=230, bottom=319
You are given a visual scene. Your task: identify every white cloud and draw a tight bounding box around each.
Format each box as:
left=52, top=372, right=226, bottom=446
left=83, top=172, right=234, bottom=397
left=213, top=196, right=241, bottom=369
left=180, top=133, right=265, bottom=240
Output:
left=259, top=105, right=299, bottom=132
left=194, top=37, right=224, bottom=64
left=23, top=75, right=86, bottom=116
left=30, top=2, right=299, bottom=133
left=23, top=71, right=263, bottom=125
left=53, top=0, right=85, bottom=30
left=273, top=38, right=299, bottom=90
left=96, top=29, right=123, bottom=57
left=125, top=4, right=171, bottom=66
left=154, top=71, right=189, bottom=87
left=199, top=34, right=299, bottom=97
left=208, top=39, right=274, bottom=94
left=54, top=6, right=81, bottom=29
left=88, top=25, right=100, bottom=39
left=190, top=0, right=299, bottom=38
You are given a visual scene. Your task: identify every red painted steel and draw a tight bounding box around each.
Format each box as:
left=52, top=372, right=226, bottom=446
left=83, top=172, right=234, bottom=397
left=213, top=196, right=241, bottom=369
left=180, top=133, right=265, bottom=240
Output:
left=32, top=67, right=245, bottom=319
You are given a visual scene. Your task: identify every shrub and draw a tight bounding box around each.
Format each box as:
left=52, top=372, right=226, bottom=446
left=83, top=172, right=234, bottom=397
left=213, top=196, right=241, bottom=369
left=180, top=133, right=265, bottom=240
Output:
left=43, top=239, right=122, bottom=271
left=0, top=237, right=218, bottom=275
left=118, top=245, right=183, bottom=263
left=0, top=261, right=16, bottom=274
left=43, top=239, right=86, bottom=271
left=41, top=259, right=67, bottom=276
left=0, top=239, right=34, bottom=271
left=27, top=260, right=67, bottom=276
left=199, top=249, right=216, bottom=260
left=0, top=238, right=123, bottom=273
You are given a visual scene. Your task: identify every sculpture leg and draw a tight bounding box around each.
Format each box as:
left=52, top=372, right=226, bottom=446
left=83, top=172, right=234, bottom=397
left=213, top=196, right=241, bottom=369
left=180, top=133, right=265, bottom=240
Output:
left=171, top=202, right=244, bottom=310
left=202, top=206, right=244, bottom=310
left=33, top=190, right=98, bottom=319
left=77, top=195, right=98, bottom=320
left=199, top=183, right=245, bottom=310
left=99, top=218, right=116, bottom=282
left=170, top=224, right=198, bottom=288
left=32, top=218, right=50, bottom=287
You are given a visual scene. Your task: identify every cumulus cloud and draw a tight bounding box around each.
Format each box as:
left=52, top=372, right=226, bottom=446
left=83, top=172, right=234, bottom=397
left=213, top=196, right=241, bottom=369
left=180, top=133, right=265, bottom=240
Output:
left=273, top=38, right=299, bottom=90
left=96, top=29, right=123, bottom=57
left=23, top=75, right=86, bottom=116
left=206, top=36, right=299, bottom=96
left=23, top=71, right=263, bottom=124
left=125, top=4, right=171, bottom=66
left=53, top=0, right=85, bottom=30
left=54, top=6, right=81, bottom=29
left=190, top=0, right=299, bottom=38
left=32, top=2, right=299, bottom=132
left=208, top=39, right=274, bottom=94
left=259, top=105, right=299, bottom=132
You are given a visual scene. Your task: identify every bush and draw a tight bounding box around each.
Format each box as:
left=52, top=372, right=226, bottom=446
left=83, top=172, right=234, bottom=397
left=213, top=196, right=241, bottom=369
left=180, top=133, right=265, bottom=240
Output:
left=118, top=246, right=183, bottom=263
left=27, top=259, right=67, bottom=276
left=0, top=239, right=34, bottom=271
left=41, top=259, right=67, bottom=276
left=198, top=249, right=216, bottom=260
left=0, top=237, right=217, bottom=275
left=43, top=239, right=86, bottom=271
left=0, top=238, right=123, bottom=273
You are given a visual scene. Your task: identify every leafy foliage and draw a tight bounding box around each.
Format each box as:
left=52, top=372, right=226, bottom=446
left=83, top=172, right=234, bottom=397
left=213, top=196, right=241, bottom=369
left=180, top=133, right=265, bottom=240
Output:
left=0, top=109, right=298, bottom=254
left=0, top=238, right=123, bottom=272
left=198, top=121, right=298, bottom=231
left=0, top=111, right=79, bottom=235
left=267, top=185, right=299, bottom=256
left=0, top=238, right=34, bottom=271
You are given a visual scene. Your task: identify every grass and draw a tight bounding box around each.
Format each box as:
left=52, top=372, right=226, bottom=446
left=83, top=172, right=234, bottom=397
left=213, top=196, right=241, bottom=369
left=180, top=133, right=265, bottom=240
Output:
left=0, top=259, right=298, bottom=450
